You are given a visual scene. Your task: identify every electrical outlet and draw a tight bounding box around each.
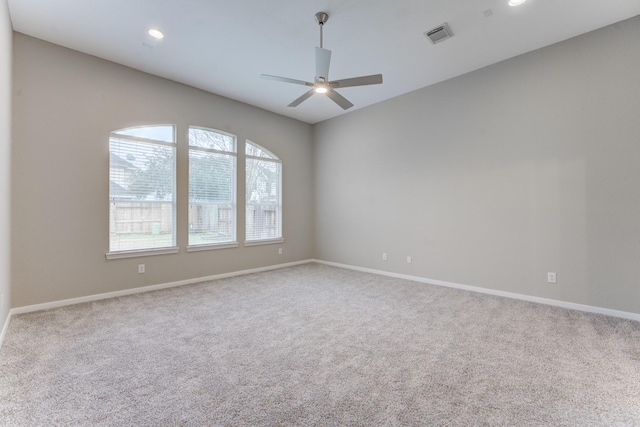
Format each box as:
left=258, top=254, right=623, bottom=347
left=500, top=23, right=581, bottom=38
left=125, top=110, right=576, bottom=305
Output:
left=138, top=264, right=145, bottom=274
left=406, top=256, right=412, bottom=264
left=278, top=248, right=283, bottom=255
left=547, top=272, right=557, bottom=283
left=382, top=253, right=387, bottom=261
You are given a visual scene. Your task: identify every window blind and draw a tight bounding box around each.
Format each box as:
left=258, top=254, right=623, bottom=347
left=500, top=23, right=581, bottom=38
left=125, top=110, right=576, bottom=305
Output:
left=246, top=141, right=282, bottom=242
left=188, top=127, right=237, bottom=246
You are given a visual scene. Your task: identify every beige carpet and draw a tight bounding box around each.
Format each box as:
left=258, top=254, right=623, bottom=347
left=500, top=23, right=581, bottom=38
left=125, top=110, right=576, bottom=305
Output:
left=1, top=263, right=639, bottom=426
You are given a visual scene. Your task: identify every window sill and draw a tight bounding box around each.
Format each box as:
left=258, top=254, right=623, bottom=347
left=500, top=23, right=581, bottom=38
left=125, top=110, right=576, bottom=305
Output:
left=244, top=238, right=284, bottom=247
left=186, top=242, right=239, bottom=252
left=106, top=247, right=180, bottom=260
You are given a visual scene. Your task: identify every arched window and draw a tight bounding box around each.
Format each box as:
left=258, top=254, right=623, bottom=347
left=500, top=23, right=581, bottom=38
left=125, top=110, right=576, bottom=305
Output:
left=245, top=141, right=282, bottom=243
left=108, top=125, right=177, bottom=256
left=188, top=127, right=237, bottom=248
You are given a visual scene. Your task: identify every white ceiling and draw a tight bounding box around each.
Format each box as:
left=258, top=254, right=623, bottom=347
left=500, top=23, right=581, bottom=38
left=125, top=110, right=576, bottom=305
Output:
left=8, top=0, right=640, bottom=124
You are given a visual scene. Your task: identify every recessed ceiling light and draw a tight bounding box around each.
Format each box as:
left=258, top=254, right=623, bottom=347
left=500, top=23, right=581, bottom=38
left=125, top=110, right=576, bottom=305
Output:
left=508, top=0, right=527, bottom=6
left=148, top=28, right=164, bottom=39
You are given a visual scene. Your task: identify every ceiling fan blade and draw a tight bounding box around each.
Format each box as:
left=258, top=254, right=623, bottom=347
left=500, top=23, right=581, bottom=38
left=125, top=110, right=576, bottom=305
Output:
left=315, top=47, right=331, bottom=80
left=329, top=74, right=383, bottom=88
left=261, top=74, right=313, bottom=87
left=326, top=89, right=354, bottom=110
left=288, top=89, right=316, bottom=107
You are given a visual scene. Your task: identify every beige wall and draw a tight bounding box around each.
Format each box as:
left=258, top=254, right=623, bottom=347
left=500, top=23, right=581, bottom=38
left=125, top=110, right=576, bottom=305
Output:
left=0, top=0, right=11, bottom=327
left=314, top=16, right=640, bottom=314
left=11, top=34, right=314, bottom=307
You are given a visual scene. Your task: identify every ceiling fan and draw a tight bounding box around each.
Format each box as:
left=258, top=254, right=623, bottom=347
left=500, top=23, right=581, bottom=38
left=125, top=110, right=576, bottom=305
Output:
left=261, top=12, right=383, bottom=110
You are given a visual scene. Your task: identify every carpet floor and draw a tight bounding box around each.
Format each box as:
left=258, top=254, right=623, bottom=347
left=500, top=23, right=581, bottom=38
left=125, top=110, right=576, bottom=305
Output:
left=1, top=263, right=639, bottom=426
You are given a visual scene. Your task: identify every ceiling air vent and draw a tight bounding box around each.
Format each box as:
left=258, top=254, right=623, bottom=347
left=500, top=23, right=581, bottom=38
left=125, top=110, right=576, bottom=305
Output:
left=424, top=23, right=453, bottom=45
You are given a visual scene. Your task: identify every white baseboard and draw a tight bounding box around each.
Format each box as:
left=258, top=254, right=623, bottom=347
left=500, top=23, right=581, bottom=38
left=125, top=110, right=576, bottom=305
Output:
left=3, top=258, right=638, bottom=351
left=9, top=259, right=314, bottom=316
left=0, top=260, right=313, bottom=350
left=313, top=259, right=640, bottom=323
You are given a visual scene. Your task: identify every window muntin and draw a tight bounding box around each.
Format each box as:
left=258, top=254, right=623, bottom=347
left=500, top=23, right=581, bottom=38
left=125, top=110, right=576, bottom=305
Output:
left=113, top=125, right=175, bottom=143
left=109, top=125, right=176, bottom=253
left=246, top=141, right=282, bottom=242
left=188, top=127, right=237, bottom=247
left=246, top=142, right=275, bottom=159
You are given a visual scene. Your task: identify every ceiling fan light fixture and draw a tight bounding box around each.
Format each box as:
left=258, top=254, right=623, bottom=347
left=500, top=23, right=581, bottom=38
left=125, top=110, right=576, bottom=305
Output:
left=315, top=86, right=328, bottom=94
left=508, top=0, right=527, bottom=6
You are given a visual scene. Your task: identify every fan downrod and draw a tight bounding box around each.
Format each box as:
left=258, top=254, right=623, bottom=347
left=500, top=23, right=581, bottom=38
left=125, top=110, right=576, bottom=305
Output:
left=315, top=12, right=328, bottom=48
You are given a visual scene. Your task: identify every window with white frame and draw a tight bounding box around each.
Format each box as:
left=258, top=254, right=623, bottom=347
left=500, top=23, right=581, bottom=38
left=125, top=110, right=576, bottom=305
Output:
left=188, top=127, right=237, bottom=247
left=108, top=125, right=176, bottom=254
left=245, top=141, right=282, bottom=243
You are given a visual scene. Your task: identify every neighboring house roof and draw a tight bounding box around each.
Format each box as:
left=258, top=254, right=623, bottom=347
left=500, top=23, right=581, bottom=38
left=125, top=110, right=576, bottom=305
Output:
left=110, top=152, right=136, bottom=170
left=109, top=180, right=137, bottom=200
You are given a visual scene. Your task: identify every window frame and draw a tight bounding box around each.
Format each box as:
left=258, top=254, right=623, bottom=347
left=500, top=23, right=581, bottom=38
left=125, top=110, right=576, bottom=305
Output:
left=106, top=127, right=286, bottom=259
left=106, top=125, right=179, bottom=260
left=244, top=140, right=283, bottom=246
left=186, top=126, right=238, bottom=252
